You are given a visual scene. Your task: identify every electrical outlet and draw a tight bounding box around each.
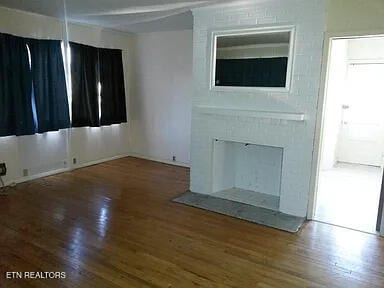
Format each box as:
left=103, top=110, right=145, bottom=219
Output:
left=73, top=158, right=77, bottom=165
left=172, top=156, right=176, bottom=162
left=23, top=169, right=29, bottom=177
left=0, top=163, right=6, bottom=176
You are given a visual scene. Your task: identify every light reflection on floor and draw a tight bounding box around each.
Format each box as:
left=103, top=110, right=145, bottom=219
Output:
left=98, top=206, right=109, bottom=238
left=315, top=162, right=382, bottom=234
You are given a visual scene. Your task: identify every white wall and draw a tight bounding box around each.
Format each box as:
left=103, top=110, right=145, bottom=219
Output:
left=129, top=30, right=193, bottom=165
left=234, top=143, right=283, bottom=196
left=212, top=140, right=235, bottom=193
left=0, top=136, right=20, bottom=183
left=67, top=23, right=134, bottom=167
left=0, top=7, right=133, bottom=184
left=190, top=0, right=325, bottom=217
left=212, top=141, right=283, bottom=196
left=0, top=7, right=67, bottom=184
left=320, top=39, right=347, bottom=170
left=0, top=7, right=193, bottom=186
left=348, top=37, right=384, bottom=61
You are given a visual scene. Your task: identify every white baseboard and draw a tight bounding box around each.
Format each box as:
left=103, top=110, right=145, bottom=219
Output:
left=72, top=153, right=131, bottom=170
left=8, top=167, right=71, bottom=186
left=1, top=152, right=189, bottom=188
left=128, top=152, right=190, bottom=168
left=1, top=154, right=130, bottom=187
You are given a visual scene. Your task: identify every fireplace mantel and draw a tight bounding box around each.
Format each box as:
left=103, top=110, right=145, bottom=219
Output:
left=194, top=105, right=305, bottom=121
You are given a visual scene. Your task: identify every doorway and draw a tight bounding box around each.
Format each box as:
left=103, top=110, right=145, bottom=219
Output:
left=315, top=36, right=384, bottom=234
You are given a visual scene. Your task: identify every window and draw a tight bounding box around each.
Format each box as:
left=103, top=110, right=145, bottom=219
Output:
left=0, top=33, right=69, bottom=137
left=70, top=42, right=127, bottom=127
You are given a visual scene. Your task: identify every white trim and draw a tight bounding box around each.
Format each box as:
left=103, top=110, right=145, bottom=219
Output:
left=1, top=152, right=189, bottom=189
left=72, top=153, right=130, bottom=169
left=128, top=152, right=190, bottom=168
left=307, top=33, right=332, bottom=220
left=348, top=59, right=384, bottom=65
left=327, top=30, right=384, bottom=40
left=2, top=154, right=130, bottom=187
left=13, top=167, right=71, bottom=185
left=195, top=105, right=305, bottom=121
left=209, top=25, right=296, bottom=93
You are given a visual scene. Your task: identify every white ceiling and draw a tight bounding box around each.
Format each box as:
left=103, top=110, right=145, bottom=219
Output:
left=0, top=0, right=239, bottom=33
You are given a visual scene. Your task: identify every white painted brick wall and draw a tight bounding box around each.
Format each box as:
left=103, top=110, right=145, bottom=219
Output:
left=190, top=0, right=325, bottom=217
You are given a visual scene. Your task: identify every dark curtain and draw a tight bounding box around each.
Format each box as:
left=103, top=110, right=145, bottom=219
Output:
left=0, top=33, right=35, bottom=137
left=70, top=42, right=99, bottom=127
left=28, top=39, right=70, bottom=133
left=215, top=57, right=288, bottom=87
left=99, top=48, right=127, bottom=125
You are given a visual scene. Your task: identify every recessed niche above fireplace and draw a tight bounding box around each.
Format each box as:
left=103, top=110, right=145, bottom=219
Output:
left=212, top=140, right=283, bottom=211
left=210, top=26, right=295, bottom=92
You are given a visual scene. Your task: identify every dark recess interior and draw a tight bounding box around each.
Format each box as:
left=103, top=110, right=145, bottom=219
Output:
left=215, top=57, right=288, bottom=87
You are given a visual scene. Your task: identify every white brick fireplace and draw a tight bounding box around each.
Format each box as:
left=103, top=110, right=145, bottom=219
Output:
left=190, top=0, right=325, bottom=217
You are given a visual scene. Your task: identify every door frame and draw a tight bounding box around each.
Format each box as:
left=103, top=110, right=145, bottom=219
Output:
left=308, top=29, right=384, bottom=236
left=377, top=173, right=384, bottom=232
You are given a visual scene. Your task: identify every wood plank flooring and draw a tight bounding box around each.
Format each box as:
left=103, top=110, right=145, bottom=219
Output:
left=0, top=157, right=383, bottom=288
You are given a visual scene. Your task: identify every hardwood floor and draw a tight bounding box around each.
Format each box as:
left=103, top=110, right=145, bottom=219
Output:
left=0, top=157, right=383, bottom=288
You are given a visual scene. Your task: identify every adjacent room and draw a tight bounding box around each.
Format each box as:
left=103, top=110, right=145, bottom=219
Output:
left=0, top=0, right=384, bottom=287
left=315, top=36, right=384, bottom=234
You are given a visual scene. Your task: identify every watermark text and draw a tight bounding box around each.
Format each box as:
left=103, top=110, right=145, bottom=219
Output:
left=5, top=271, right=66, bottom=279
